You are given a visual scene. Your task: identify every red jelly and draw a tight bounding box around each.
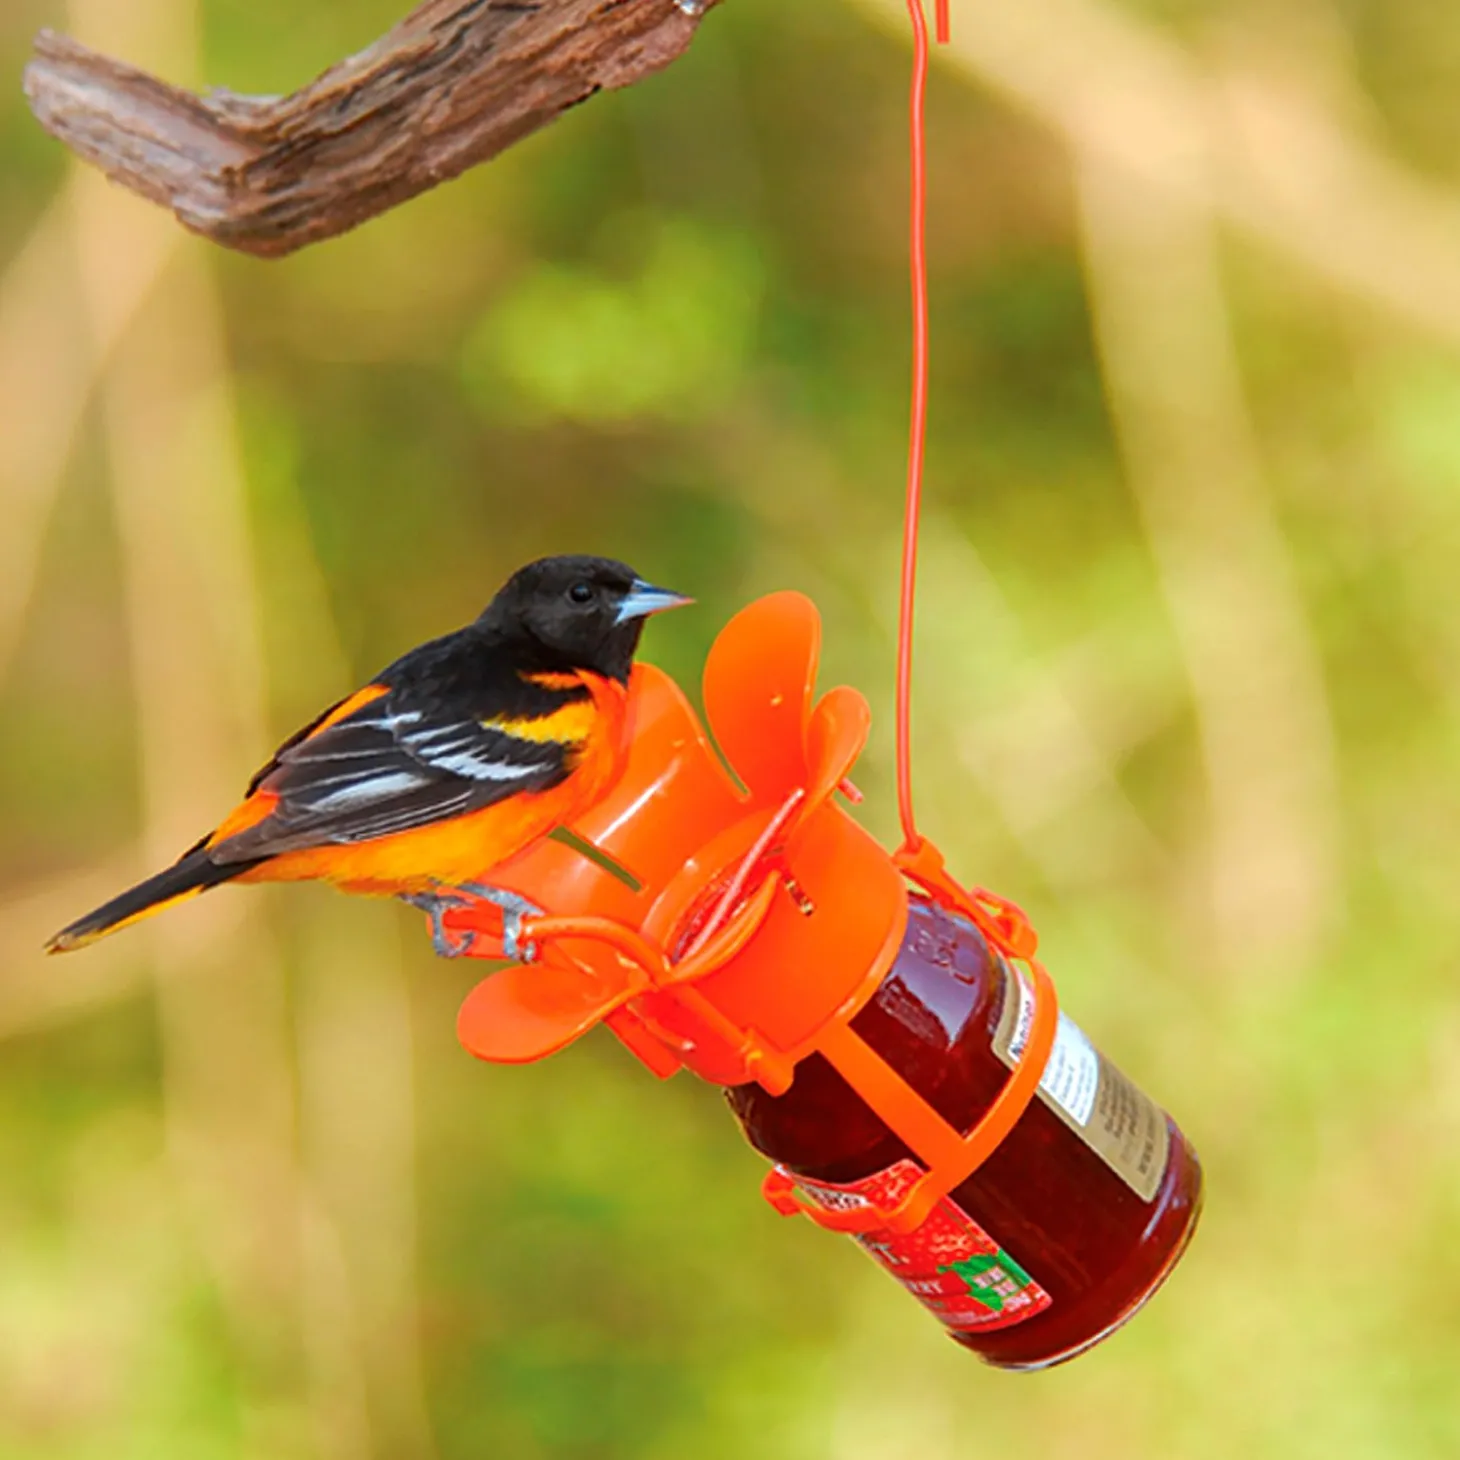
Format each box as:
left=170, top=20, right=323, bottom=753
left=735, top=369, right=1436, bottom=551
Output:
left=727, top=895, right=1202, bottom=1369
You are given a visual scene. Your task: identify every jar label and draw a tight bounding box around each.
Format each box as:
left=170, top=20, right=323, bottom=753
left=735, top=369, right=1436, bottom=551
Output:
left=785, top=1159, right=1053, bottom=1334
left=994, top=964, right=1170, bottom=1202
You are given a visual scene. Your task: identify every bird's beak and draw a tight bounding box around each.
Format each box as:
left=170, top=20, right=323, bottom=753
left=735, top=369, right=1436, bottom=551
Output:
left=616, top=580, right=695, bottom=624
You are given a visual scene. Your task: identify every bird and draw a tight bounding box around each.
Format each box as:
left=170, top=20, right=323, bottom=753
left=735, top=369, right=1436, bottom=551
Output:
left=46, top=554, right=691, bottom=959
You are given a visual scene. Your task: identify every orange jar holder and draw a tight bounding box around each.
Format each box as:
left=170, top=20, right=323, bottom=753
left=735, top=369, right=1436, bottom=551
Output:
left=443, top=592, right=1059, bottom=1237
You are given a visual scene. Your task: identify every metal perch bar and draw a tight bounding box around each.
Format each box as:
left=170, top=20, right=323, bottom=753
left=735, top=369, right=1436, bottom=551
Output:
left=22, top=0, right=718, bottom=259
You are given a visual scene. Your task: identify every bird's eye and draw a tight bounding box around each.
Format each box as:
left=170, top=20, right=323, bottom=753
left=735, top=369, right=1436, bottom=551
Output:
left=567, top=581, right=594, bottom=605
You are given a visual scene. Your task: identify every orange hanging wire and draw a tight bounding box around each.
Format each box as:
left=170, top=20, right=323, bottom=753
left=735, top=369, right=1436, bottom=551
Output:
left=896, top=0, right=947, bottom=853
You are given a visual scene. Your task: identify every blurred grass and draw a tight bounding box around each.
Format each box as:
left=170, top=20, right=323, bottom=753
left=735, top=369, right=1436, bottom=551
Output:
left=4, top=0, right=1460, bottom=1456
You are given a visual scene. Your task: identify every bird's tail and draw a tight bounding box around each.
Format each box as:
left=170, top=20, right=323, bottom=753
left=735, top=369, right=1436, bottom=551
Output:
left=45, top=846, right=256, bottom=954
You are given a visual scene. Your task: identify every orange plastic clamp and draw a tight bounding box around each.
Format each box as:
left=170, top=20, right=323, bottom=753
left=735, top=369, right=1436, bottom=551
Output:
left=760, top=956, right=1058, bottom=1236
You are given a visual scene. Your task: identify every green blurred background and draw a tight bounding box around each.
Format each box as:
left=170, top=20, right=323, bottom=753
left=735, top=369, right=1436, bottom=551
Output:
left=5, top=0, right=1460, bottom=1455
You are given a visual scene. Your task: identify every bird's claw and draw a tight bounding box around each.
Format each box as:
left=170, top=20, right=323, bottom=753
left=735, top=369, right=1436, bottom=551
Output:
left=399, top=890, right=478, bottom=958
left=456, top=883, right=544, bottom=963
left=402, top=884, right=544, bottom=962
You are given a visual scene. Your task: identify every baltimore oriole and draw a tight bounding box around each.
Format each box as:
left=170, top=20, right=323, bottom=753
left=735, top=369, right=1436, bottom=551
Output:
left=47, top=555, right=690, bottom=957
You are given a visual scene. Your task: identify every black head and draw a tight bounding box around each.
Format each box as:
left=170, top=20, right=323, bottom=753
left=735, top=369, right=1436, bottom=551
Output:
left=477, top=555, right=692, bottom=682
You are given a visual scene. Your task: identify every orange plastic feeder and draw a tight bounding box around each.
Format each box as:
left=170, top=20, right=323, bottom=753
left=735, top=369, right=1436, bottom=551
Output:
left=443, top=593, right=1202, bottom=1369
left=443, top=0, right=1200, bottom=1369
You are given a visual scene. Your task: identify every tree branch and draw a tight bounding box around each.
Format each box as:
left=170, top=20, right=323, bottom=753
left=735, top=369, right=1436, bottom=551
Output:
left=23, top=0, right=717, bottom=259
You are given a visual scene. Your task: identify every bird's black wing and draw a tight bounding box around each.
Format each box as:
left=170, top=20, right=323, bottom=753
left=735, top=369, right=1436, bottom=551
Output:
left=209, top=687, right=579, bottom=862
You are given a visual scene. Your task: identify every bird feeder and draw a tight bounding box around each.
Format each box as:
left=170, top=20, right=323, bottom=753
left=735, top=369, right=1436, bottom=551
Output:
left=443, top=591, right=1202, bottom=1369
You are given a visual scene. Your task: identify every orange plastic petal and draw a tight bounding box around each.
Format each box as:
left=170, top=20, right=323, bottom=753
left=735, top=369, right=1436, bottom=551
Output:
left=804, top=686, right=871, bottom=811
left=702, top=591, right=820, bottom=805
left=457, top=948, right=646, bottom=1063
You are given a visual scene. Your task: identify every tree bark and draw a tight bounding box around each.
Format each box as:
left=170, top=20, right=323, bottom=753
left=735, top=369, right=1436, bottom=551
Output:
left=23, top=0, right=718, bottom=259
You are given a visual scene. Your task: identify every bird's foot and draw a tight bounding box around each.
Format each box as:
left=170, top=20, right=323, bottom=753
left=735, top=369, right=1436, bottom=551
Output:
left=400, top=889, right=478, bottom=958
left=401, top=884, right=545, bottom=961
left=456, top=883, right=545, bottom=963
